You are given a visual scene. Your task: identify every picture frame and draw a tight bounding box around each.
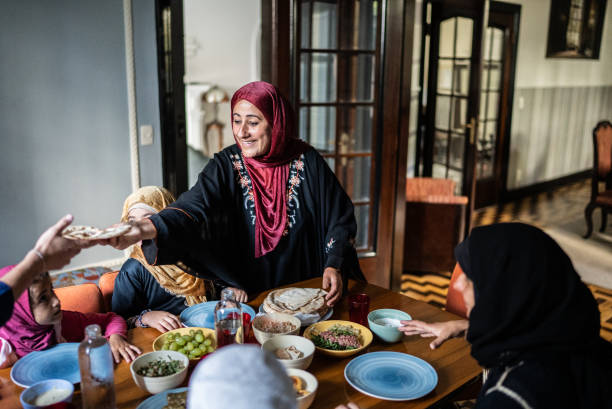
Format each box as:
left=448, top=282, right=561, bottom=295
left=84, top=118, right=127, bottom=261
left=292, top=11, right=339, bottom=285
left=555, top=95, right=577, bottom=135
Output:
left=546, top=0, right=608, bottom=59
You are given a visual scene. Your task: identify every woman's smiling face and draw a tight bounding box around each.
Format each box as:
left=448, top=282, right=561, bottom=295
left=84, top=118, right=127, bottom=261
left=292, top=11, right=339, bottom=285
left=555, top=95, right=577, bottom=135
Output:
left=232, top=99, right=272, bottom=158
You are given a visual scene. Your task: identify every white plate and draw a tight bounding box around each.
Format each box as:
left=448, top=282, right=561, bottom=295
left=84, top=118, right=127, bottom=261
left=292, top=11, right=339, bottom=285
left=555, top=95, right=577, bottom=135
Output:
left=136, top=387, right=188, bottom=409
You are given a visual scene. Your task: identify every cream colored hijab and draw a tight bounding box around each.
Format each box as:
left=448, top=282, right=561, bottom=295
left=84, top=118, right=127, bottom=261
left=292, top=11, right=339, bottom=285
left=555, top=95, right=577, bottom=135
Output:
left=122, top=186, right=209, bottom=306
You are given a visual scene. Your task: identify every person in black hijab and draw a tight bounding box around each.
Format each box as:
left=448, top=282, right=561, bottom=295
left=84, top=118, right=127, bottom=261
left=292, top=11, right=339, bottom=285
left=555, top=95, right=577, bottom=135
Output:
left=453, top=223, right=612, bottom=408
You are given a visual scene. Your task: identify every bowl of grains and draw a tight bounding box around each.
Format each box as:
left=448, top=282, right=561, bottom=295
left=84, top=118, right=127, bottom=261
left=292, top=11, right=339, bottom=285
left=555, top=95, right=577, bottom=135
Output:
left=252, top=313, right=301, bottom=344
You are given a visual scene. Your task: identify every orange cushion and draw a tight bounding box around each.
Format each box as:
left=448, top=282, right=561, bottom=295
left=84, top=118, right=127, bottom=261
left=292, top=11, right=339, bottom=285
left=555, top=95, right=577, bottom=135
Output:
left=98, top=271, right=119, bottom=313
left=55, top=283, right=105, bottom=314
left=446, top=263, right=468, bottom=318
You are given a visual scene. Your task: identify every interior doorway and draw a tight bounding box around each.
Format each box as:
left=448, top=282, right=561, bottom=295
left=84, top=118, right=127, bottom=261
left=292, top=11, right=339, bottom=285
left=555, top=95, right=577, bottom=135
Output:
left=416, top=0, right=521, bottom=214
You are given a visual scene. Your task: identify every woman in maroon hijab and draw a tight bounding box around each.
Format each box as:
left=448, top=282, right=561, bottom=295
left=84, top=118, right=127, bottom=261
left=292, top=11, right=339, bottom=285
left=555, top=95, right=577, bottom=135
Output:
left=106, top=81, right=363, bottom=304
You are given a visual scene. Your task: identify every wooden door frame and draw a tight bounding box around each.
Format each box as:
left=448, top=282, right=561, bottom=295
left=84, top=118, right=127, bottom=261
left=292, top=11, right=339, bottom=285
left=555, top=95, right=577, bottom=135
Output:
left=491, top=1, right=521, bottom=204
left=155, top=0, right=188, bottom=196
left=261, top=0, right=415, bottom=290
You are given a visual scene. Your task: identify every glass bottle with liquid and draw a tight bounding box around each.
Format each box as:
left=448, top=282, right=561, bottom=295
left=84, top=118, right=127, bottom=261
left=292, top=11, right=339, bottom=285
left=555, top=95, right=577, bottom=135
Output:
left=78, top=324, right=116, bottom=409
left=214, top=288, right=244, bottom=347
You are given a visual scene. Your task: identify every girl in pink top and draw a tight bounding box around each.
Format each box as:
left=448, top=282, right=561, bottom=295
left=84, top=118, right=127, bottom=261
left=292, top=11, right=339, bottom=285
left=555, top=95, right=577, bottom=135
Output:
left=0, top=265, right=141, bottom=368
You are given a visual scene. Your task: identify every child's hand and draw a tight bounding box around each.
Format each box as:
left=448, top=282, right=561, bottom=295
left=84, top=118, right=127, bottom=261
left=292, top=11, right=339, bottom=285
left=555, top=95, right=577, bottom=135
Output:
left=109, top=334, right=141, bottom=363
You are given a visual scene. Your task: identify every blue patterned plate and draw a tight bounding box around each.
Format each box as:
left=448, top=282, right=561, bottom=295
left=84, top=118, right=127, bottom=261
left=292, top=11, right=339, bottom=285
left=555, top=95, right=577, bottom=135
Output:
left=180, top=301, right=256, bottom=329
left=344, top=351, right=438, bottom=401
left=136, top=387, right=188, bottom=409
left=11, top=343, right=80, bottom=387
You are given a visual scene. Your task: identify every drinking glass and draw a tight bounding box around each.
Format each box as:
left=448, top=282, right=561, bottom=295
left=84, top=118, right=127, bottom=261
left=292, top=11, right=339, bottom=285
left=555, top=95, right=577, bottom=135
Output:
left=349, top=293, right=370, bottom=326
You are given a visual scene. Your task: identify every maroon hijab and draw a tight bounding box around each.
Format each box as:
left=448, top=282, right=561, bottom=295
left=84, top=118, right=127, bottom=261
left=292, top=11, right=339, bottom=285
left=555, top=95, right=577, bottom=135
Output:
left=231, top=81, right=310, bottom=257
left=0, top=265, right=57, bottom=357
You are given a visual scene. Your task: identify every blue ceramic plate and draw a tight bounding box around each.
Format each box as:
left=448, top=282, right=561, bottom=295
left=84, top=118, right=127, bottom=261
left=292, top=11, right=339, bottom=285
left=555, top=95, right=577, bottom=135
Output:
left=136, top=387, right=188, bottom=409
left=257, top=304, right=333, bottom=325
left=344, top=351, right=438, bottom=401
left=11, top=343, right=80, bottom=387
left=180, top=301, right=256, bottom=329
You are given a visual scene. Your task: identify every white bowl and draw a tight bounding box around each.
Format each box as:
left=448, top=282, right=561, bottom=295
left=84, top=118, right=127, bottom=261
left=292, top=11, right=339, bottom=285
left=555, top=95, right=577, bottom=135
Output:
left=130, top=350, right=189, bottom=394
left=261, top=335, right=315, bottom=370
left=286, top=368, right=318, bottom=409
left=251, top=313, right=301, bottom=344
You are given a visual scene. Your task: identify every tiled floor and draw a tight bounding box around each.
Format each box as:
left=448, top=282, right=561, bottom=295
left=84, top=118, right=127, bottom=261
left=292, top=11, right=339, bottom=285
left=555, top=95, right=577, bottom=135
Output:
left=401, top=179, right=612, bottom=342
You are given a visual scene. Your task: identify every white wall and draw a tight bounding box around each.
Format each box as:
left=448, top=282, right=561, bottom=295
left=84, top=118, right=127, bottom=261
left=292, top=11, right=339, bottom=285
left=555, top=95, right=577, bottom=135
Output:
left=183, top=0, right=261, bottom=153
left=507, top=0, right=612, bottom=88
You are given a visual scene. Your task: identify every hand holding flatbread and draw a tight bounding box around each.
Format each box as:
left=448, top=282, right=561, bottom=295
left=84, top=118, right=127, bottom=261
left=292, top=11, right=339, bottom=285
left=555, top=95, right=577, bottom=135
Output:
left=98, top=218, right=157, bottom=250
left=323, top=267, right=342, bottom=306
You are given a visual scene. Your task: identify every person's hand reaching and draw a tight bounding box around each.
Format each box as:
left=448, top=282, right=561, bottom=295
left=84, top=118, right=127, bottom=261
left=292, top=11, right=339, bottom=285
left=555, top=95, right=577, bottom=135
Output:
left=226, top=287, right=248, bottom=303
left=141, top=310, right=183, bottom=333
left=99, top=219, right=156, bottom=250
left=33, top=214, right=89, bottom=271
left=399, top=319, right=468, bottom=350
left=109, top=334, right=142, bottom=363
left=322, top=267, right=342, bottom=307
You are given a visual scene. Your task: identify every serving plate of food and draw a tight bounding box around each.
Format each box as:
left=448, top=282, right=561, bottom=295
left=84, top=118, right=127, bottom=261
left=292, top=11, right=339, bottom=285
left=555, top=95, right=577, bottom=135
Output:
left=260, top=288, right=333, bottom=326
left=61, top=224, right=131, bottom=240
left=153, top=327, right=216, bottom=362
left=135, top=386, right=188, bottom=409
left=303, top=320, right=372, bottom=358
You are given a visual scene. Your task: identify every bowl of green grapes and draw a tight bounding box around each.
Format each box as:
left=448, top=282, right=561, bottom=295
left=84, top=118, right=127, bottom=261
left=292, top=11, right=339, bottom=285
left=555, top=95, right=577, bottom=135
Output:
left=153, top=327, right=216, bottom=362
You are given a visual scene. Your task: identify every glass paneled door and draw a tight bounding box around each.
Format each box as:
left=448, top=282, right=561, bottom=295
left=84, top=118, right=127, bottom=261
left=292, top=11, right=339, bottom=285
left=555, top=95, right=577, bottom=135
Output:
left=422, top=0, right=487, bottom=230
left=297, top=0, right=380, bottom=252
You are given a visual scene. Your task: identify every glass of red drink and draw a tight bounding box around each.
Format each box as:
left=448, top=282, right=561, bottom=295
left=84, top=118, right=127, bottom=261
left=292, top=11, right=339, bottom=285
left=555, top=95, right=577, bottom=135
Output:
left=349, top=293, right=370, bottom=326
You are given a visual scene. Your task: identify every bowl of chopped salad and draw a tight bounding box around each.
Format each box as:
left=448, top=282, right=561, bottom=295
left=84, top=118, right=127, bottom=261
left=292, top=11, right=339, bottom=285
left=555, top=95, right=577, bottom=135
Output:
left=130, top=350, right=189, bottom=394
left=303, top=320, right=373, bottom=358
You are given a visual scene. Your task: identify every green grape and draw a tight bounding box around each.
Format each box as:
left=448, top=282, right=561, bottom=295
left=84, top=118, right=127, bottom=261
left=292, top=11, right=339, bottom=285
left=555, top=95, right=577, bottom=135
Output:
left=191, top=347, right=202, bottom=356
left=185, top=342, right=195, bottom=351
left=161, top=342, right=170, bottom=350
left=177, top=348, right=187, bottom=355
left=166, top=334, right=175, bottom=341
left=169, top=342, right=179, bottom=351
left=203, top=338, right=212, bottom=347
left=195, top=329, right=203, bottom=336
left=175, top=337, right=186, bottom=346
left=189, top=329, right=196, bottom=336
left=206, top=346, right=214, bottom=353
left=182, top=335, right=193, bottom=342
left=194, top=333, right=204, bottom=343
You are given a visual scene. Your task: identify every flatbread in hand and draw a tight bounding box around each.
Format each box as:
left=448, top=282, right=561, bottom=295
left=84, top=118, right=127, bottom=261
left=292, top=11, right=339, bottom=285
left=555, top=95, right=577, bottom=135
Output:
left=262, top=287, right=329, bottom=317
left=62, top=224, right=131, bottom=240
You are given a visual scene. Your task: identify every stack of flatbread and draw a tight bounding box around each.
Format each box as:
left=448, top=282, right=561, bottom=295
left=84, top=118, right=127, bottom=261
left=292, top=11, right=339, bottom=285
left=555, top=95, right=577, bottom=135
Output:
left=62, top=224, right=131, bottom=240
left=262, top=288, right=329, bottom=321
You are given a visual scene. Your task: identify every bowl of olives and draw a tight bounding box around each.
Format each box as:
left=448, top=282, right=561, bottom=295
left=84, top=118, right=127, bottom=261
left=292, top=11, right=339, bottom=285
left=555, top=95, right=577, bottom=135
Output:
left=153, top=327, right=216, bottom=362
left=130, top=350, right=189, bottom=394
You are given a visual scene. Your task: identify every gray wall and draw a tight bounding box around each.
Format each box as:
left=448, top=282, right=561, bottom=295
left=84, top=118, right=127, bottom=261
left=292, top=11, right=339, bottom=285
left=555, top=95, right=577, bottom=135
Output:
left=0, top=0, right=163, bottom=268
left=508, top=86, right=612, bottom=189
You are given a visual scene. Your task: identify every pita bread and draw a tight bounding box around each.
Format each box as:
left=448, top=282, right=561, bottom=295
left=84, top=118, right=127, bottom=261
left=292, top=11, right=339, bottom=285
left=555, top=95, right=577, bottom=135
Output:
left=262, top=288, right=329, bottom=317
left=62, top=224, right=131, bottom=240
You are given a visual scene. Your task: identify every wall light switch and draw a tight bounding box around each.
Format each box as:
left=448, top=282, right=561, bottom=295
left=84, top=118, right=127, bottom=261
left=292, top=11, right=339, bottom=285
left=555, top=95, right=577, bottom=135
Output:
left=140, top=125, right=154, bottom=146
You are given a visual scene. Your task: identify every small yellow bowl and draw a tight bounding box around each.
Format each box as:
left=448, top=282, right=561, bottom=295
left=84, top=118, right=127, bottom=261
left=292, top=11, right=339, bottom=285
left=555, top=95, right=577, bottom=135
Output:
left=303, top=320, right=372, bottom=358
left=152, top=327, right=216, bottom=362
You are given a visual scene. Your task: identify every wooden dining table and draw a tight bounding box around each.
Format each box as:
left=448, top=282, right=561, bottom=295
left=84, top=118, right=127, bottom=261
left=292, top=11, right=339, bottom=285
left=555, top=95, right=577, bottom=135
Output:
left=0, top=277, right=481, bottom=409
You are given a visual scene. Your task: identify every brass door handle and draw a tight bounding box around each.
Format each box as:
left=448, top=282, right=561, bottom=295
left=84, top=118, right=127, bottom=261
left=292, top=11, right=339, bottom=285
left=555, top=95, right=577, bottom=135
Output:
left=466, top=117, right=476, bottom=145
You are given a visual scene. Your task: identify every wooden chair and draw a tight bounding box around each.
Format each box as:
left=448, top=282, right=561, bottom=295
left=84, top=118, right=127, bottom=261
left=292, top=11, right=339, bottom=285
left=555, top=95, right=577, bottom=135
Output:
left=98, top=271, right=119, bottom=312
left=446, top=263, right=468, bottom=318
left=54, top=283, right=105, bottom=314
left=584, top=120, right=612, bottom=238
left=403, top=178, right=468, bottom=273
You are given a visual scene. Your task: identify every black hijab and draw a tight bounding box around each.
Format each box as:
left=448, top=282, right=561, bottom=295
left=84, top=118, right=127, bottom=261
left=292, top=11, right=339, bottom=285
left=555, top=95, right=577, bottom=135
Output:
left=455, top=223, right=609, bottom=370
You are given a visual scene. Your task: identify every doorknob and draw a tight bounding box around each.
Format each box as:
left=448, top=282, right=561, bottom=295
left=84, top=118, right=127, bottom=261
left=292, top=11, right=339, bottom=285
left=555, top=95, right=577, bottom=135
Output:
left=466, top=117, right=476, bottom=145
